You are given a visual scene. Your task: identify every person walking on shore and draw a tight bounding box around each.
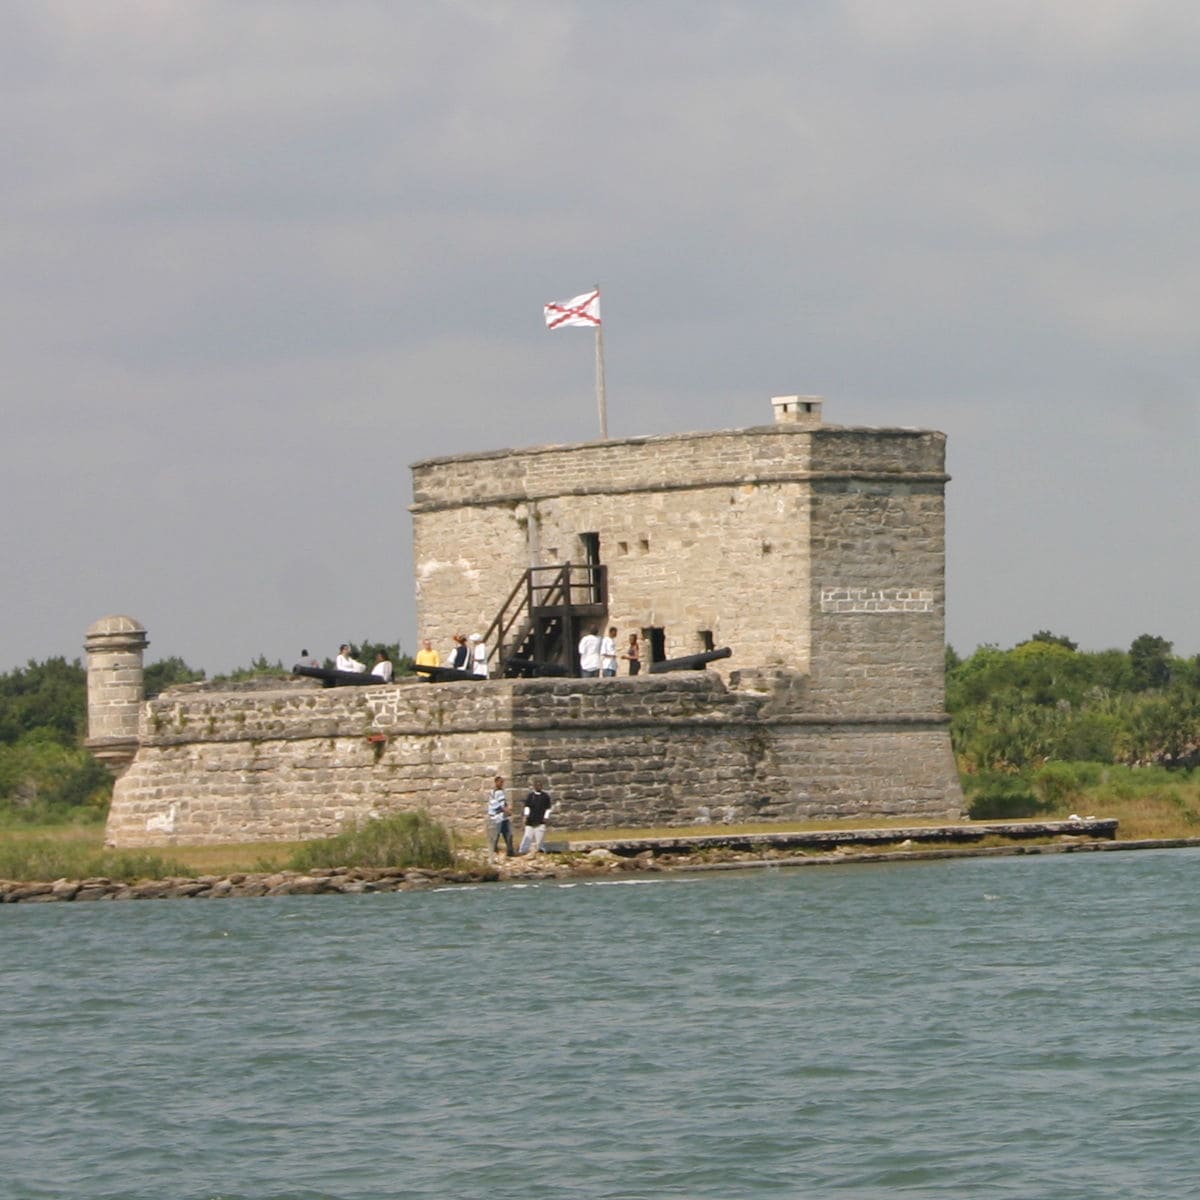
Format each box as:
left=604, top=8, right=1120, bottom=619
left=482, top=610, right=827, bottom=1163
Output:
left=486, top=775, right=514, bottom=858
left=519, top=778, right=553, bottom=855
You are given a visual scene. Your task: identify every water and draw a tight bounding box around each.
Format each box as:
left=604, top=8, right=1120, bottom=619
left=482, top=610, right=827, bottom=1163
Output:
left=4, top=849, right=1200, bottom=1199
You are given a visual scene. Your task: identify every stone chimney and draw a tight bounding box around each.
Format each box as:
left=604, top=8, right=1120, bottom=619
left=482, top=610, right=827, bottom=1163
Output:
left=771, top=394, right=823, bottom=428
left=85, top=615, right=149, bottom=775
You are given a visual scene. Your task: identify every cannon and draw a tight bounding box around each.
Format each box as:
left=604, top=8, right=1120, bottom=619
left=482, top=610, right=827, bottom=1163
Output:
left=503, top=656, right=572, bottom=678
left=292, top=664, right=382, bottom=688
left=413, top=663, right=482, bottom=683
left=647, top=646, right=732, bottom=674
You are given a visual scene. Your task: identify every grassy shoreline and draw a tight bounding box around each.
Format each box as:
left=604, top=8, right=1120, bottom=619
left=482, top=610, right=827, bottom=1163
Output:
left=3, top=782, right=1198, bottom=885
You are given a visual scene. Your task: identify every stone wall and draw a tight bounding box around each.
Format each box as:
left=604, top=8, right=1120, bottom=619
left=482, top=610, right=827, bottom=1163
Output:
left=806, top=477, right=947, bottom=715
left=106, top=679, right=514, bottom=846
left=105, top=673, right=962, bottom=847
left=409, top=422, right=948, bottom=679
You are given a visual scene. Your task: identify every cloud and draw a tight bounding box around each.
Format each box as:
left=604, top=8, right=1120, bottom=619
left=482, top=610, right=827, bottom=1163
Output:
left=3, top=0, right=1200, bottom=670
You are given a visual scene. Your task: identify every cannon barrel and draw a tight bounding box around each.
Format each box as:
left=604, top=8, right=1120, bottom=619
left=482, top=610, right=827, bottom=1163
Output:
left=647, top=646, right=732, bottom=674
left=504, top=656, right=572, bottom=678
left=292, top=664, right=382, bottom=688
left=414, top=663, right=482, bottom=683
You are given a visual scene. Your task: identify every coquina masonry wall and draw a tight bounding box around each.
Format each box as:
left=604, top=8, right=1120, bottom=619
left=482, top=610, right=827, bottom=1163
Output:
left=105, top=673, right=961, bottom=847
left=410, top=422, right=947, bottom=678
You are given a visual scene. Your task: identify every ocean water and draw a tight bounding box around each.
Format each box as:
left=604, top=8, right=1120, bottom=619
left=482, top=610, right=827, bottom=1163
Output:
left=4, top=848, right=1200, bottom=1200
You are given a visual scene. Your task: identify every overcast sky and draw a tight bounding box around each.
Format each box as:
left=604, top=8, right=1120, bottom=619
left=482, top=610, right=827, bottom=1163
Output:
left=3, top=0, right=1198, bottom=674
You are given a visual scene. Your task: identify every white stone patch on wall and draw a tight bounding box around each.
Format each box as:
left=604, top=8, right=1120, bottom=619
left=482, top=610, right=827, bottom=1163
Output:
left=820, top=587, right=934, bottom=614
left=144, top=803, right=178, bottom=834
left=416, top=557, right=482, bottom=583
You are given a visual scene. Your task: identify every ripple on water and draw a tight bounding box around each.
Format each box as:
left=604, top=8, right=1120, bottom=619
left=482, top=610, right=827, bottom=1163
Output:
left=4, top=850, right=1200, bottom=1199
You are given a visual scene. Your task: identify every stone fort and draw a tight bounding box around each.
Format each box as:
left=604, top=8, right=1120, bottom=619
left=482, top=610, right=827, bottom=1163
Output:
left=99, top=396, right=964, bottom=847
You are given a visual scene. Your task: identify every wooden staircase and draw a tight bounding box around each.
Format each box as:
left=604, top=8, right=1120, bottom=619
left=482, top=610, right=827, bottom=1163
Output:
left=483, top=563, right=607, bottom=677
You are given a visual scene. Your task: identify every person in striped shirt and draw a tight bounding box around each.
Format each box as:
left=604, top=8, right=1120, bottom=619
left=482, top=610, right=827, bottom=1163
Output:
left=486, top=775, right=514, bottom=858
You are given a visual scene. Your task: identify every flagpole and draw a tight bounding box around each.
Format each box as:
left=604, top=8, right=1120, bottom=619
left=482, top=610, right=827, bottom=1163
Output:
left=595, top=317, right=608, bottom=440
left=544, top=286, right=606, bottom=437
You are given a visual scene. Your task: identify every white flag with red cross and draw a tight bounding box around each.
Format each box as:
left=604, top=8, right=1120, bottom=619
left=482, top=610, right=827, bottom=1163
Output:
left=544, top=288, right=601, bottom=330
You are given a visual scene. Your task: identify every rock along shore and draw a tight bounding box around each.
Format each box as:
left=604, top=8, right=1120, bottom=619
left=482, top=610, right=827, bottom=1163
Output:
left=5, top=834, right=1200, bottom=903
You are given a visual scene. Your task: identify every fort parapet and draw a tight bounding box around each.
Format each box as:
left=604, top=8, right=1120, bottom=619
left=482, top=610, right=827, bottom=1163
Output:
left=103, top=672, right=960, bottom=846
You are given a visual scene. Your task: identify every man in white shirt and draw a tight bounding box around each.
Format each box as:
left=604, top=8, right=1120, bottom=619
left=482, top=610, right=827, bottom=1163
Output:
left=371, top=652, right=393, bottom=682
left=469, top=633, right=489, bottom=678
left=600, top=626, right=618, bottom=677
left=336, top=644, right=365, bottom=673
left=578, top=627, right=602, bottom=677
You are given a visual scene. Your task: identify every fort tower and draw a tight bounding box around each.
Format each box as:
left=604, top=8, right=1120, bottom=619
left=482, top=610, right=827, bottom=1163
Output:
left=84, top=614, right=149, bottom=774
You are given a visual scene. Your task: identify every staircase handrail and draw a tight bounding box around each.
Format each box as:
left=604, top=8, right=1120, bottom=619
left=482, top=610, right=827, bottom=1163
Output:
left=482, top=569, right=536, bottom=669
left=482, top=561, right=607, bottom=671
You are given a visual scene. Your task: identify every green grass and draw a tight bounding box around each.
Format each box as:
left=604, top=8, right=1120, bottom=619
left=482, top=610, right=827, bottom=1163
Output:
left=6, top=776, right=1200, bottom=885
left=0, top=811, right=457, bottom=880
left=0, top=831, right=197, bottom=883
left=287, top=810, right=456, bottom=871
left=1022, top=763, right=1200, bottom=840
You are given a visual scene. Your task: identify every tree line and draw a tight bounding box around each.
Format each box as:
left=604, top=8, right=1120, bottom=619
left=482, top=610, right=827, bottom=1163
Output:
left=2, top=633, right=1197, bottom=825
left=948, top=632, right=1200, bottom=772
left=0, top=641, right=411, bottom=824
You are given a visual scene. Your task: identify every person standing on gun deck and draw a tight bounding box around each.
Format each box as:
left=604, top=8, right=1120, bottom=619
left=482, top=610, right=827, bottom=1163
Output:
left=600, top=626, right=619, bottom=677
left=578, top=627, right=602, bottom=677
left=415, top=640, right=440, bottom=670
left=469, top=633, right=489, bottom=678
left=336, top=644, right=365, bottom=673
left=623, top=632, right=641, bottom=675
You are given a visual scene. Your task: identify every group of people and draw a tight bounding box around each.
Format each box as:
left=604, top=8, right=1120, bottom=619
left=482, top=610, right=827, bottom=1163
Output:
left=415, top=634, right=490, bottom=677
left=486, top=775, right=553, bottom=858
left=317, top=627, right=643, bottom=682
left=318, top=645, right=394, bottom=682
left=578, top=626, right=641, bottom=677
left=413, top=626, right=643, bottom=679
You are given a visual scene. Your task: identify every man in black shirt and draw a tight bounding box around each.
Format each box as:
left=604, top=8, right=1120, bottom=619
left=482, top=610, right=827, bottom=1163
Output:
left=518, top=778, right=553, bottom=855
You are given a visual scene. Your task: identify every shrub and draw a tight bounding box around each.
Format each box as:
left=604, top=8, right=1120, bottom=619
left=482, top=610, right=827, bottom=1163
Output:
left=0, top=733, right=113, bottom=821
left=964, top=771, right=1046, bottom=820
left=288, top=810, right=455, bottom=871
left=1032, top=761, right=1103, bottom=809
left=0, top=657, right=88, bottom=745
left=1050, top=710, right=1119, bottom=763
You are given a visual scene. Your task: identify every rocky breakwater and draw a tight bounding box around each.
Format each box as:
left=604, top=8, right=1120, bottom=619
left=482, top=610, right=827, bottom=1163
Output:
left=0, top=865, right=500, bottom=903
left=0, top=853, right=635, bottom=902
left=0, top=819, right=1147, bottom=902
